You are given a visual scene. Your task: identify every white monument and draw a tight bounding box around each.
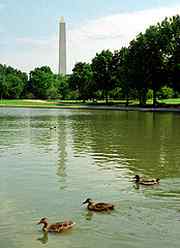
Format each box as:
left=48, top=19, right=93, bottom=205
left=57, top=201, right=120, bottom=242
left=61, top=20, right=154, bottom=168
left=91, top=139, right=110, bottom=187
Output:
left=59, top=16, right=66, bottom=75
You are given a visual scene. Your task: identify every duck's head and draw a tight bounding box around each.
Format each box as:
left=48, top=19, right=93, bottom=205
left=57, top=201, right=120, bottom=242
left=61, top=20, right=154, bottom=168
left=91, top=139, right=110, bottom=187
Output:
left=156, top=178, right=160, bottom=183
left=37, top=217, right=48, bottom=225
left=82, top=198, right=93, bottom=205
left=133, top=175, right=140, bottom=182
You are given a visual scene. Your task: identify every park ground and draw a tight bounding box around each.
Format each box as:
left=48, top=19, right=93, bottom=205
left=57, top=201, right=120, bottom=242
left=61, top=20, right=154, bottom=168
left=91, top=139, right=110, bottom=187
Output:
left=0, top=99, right=180, bottom=112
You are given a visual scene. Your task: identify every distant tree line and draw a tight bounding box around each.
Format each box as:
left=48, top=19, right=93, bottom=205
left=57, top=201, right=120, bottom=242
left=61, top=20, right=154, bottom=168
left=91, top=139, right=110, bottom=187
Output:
left=0, top=15, right=180, bottom=106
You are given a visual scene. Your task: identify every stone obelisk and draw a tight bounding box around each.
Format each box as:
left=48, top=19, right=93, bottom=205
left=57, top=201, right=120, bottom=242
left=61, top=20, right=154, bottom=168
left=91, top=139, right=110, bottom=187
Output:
left=59, top=16, right=66, bottom=75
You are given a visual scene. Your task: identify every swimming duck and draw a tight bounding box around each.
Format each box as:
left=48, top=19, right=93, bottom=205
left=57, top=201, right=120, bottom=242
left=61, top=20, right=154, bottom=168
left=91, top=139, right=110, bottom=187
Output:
left=37, top=217, right=75, bottom=233
left=50, top=126, right=56, bottom=130
left=82, top=198, right=114, bottom=212
left=133, top=175, right=160, bottom=185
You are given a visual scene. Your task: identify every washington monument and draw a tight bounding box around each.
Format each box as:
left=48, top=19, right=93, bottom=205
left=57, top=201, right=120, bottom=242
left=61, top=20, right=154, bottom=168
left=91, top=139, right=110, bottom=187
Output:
left=59, top=16, right=66, bottom=75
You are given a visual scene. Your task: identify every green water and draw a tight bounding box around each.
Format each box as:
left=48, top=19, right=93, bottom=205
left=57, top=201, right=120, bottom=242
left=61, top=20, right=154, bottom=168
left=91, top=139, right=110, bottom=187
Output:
left=0, top=107, right=180, bottom=248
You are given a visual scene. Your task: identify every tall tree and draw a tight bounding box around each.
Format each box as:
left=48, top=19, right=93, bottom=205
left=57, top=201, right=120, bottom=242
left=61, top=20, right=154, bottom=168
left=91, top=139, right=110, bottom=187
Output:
left=91, top=50, right=114, bottom=103
left=143, top=25, right=167, bottom=106
left=55, top=74, right=70, bottom=99
left=28, top=66, right=58, bottom=99
left=166, top=15, right=180, bottom=94
left=69, top=62, right=94, bottom=102
left=111, top=48, right=134, bottom=106
left=128, top=34, right=149, bottom=106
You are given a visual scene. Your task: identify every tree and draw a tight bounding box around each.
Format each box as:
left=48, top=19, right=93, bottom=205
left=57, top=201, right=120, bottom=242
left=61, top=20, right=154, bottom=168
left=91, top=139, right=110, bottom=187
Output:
left=56, top=74, right=70, bottom=99
left=91, top=50, right=114, bottom=103
left=128, top=34, right=149, bottom=106
left=157, top=86, right=174, bottom=99
left=143, top=25, right=168, bottom=106
left=0, top=65, right=7, bottom=99
left=166, top=15, right=180, bottom=94
left=28, top=66, right=58, bottom=99
left=111, top=48, right=134, bottom=106
left=127, top=22, right=168, bottom=106
left=69, top=62, right=94, bottom=102
left=0, top=64, right=28, bottom=99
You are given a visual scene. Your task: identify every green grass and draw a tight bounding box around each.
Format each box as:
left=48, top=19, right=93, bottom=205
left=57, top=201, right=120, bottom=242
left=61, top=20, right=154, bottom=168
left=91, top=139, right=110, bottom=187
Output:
left=0, top=99, right=94, bottom=109
left=0, top=99, right=53, bottom=106
left=159, top=98, right=180, bottom=105
left=0, top=99, right=133, bottom=107
left=0, top=98, right=180, bottom=109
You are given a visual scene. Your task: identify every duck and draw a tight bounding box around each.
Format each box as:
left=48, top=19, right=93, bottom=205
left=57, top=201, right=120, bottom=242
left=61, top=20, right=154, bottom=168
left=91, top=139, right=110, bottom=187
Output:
left=133, top=175, right=160, bottom=186
left=82, top=198, right=114, bottom=212
left=37, top=217, right=75, bottom=233
left=50, top=126, right=56, bottom=130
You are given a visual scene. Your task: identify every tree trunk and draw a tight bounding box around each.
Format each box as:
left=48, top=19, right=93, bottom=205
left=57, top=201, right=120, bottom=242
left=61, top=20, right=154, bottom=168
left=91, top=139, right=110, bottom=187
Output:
left=139, top=89, right=147, bottom=107
left=105, top=90, right=108, bottom=104
left=152, top=88, right=157, bottom=107
left=125, top=91, right=129, bottom=107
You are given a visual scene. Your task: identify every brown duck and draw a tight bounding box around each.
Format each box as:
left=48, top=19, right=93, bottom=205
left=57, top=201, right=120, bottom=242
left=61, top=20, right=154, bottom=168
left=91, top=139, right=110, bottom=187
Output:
left=82, top=198, right=114, bottom=212
left=133, top=175, right=160, bottom=186
left=37, top=217, right=75, bottom=233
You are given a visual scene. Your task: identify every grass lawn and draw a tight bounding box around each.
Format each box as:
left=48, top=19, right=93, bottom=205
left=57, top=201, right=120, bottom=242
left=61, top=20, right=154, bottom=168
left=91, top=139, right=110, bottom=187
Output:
left=159, top=98, right=180, bottom=105
left=0, top=99, right=135, bottom=107
left=0, top=98, right=180, bottom=109
left=0, top=99, right=55, bottom=107
left=0, top=99, right=93, bottom=108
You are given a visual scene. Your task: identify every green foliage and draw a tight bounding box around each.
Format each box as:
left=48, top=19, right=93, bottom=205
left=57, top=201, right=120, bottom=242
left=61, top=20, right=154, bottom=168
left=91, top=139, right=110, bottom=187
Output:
left=69, top=62, right=94, bottom=101
left=157, top=86, right=174, bottom=99
left=91, top=50, right=114, bottom=103
left=56, top=74, right=70, bottom=99
left=0, top=64, right=28, bottom=99
left=112, top=48, right=136, bottom=105
left=28, top=66, right=58, bottom=99
left=147, top=89, right=153, bottom=100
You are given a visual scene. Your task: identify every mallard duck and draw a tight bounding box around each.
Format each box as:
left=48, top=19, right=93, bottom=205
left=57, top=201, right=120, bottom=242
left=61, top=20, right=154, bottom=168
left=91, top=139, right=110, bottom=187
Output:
left=82, top=198, right=114, bottom=212
left=50, top=126, right=56, bottom=130
left=37, top=217, right=75, bottom=233
left=133, top=175, right=160, bottom=185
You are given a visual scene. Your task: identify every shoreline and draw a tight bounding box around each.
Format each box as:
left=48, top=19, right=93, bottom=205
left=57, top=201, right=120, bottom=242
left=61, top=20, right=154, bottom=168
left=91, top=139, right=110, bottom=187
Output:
left=0, top=104, right=180, bottom=112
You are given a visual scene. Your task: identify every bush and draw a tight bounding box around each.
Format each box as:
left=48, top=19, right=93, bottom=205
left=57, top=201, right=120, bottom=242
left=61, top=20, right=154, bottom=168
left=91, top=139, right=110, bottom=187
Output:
left=157, top=86, right=174, bottom=99
left=147, top=89, right=153, bottom=99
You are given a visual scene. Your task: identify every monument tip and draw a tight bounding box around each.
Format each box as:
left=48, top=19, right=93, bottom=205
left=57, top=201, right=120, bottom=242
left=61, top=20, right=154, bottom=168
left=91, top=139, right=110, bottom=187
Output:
left=60, top=16, right=65, bottom=23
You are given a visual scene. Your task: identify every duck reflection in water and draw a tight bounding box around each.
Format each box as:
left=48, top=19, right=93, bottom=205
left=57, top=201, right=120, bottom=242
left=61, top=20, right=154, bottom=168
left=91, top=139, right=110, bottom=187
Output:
left=85, top=211, right=94, bottom=220
left=37, top=232, right=48, bottom=244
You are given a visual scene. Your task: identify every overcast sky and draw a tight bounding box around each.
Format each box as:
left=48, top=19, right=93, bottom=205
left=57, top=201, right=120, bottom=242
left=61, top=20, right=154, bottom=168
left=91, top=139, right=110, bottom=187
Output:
left=0, top=0, right=180, bottom=73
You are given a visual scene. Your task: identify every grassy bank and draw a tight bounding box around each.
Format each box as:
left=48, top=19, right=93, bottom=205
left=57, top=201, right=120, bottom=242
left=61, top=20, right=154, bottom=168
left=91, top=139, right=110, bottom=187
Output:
left=0, top=98, right=180, bottom=109
left=0, top=99, right=86, bottom=107
left=0, top=99, right=55, bottom=108
left=0, top=99, right=136, bottom=108
left=159, top=98, right=180, bottom=105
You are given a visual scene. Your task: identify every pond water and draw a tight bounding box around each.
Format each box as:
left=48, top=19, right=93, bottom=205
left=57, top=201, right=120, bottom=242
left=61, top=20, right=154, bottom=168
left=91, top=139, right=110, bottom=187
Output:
left=0, top=107, right=180, bottom=248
